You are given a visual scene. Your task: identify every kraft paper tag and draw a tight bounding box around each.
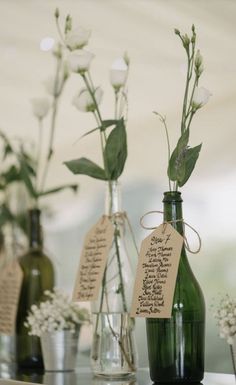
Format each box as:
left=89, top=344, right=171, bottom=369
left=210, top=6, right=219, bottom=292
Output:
left=0, top=260, right=23, bottom=334
left=131, top=223, right=183, bottom=318
left=73, top=216, right=114, bottom=302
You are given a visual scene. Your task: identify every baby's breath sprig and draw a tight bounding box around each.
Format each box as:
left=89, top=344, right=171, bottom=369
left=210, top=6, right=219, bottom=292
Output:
left=25, top=289, right=90, bottom=337
left=214, top=294, right=236, bottom=345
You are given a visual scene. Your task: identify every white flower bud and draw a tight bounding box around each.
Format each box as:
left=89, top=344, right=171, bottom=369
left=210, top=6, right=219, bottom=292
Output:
left=67, top=50, right=94, bottom=74
left=73, top=87, right=103, bottom=112
left=195, top=50, right=203, bottom=68
left=182, top=33, right=190, bottom=48
left=192, top=87, right=211, bottom=109
left=31, top=98, right=50, bottom=119
left=110, top=57, right=128, bottom=90
left=65, top=27, right=91, bottom=50
left=195, top=50, right=204, bottom=76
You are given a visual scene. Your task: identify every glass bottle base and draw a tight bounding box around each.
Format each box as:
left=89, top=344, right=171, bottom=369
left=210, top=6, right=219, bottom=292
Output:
left=93, top=371, right=136, bottom=380
left=91, top=312, right=137, bottom=379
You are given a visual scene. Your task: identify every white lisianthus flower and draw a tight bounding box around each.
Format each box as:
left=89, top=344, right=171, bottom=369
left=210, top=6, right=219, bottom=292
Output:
left=65, top=27, right=91, bottom=51
left=110, top=57, right=128, bottom=90
left=192, top=87, right=211, bottom=109
left=67, top=50, right=94, bottom=74
left=194, top=49, right=204, bottom=75
left=195, top=49, right=203, bottom=68
left=73, top=87, right=103, bottom=112
left=31, top=98, right=50, bottom=119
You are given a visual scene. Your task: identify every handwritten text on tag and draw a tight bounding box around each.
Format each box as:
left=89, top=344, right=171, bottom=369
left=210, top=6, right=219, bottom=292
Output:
left=0, top=260, right=23, bottom=334
left=73, top=216, right=114, bottom=302
left=131, top=223, right=183, bottom=318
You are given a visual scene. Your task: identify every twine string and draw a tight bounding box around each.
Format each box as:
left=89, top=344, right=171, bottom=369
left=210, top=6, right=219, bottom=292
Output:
left=140, top=210, right=201, bottom=254
left=108, top=211, right=139, bottom=255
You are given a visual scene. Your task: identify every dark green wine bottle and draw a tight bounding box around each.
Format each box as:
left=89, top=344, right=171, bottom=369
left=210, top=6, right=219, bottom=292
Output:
left=16, top=209, right=54, bottom=370
left=146, top=191, right=205, bottom=383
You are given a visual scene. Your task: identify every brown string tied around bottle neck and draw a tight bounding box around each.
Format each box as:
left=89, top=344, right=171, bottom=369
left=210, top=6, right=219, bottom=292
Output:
left=140, top=210, right=201, bottom=254
left=108, top=211, right=139, bottom=255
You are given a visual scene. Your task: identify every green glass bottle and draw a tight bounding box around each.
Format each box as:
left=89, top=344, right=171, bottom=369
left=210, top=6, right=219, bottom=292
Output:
left=146, top=191, right=205, bottom=383
left=16, top=208, right=54, bottom=370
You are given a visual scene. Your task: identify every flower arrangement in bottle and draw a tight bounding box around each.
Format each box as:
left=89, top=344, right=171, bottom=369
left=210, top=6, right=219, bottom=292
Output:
left=16, top=16, right=78, bottom=370
left=55, top=8, right=137, bottom=378
left=145, top=25, right=210, bottom=384
left=155, top=26, right=211, bottom=192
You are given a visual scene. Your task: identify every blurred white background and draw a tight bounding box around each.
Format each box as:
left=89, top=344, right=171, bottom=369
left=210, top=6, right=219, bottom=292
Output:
left=0, top=0, right=235, bottom=373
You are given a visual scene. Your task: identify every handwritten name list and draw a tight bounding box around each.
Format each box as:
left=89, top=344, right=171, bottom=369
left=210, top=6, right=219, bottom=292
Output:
left=0, top=260, right=23, bottom=334
left=73, top=216, right=114, bottom=302
left=131, top=223, right=183, bottom=318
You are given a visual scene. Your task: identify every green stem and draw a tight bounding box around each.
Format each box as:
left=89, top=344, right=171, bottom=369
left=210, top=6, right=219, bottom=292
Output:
left=181, top=51, right=191, bottom=134
left=114, top=89, right=119, bottom=119
left=186, top=75, right=198, bottom=117
left=82, top=73, right=113, bottom=210
left=104, top=287, right=135, bottom=371
left=188, top=39, right=196, bottom=81
left=55, top=16, right=66, bottom=46
left=186, top=110, right=196, bottom=132
left=154, top=112, right=172, bottom=191
left=40, top=96, right=58, bottom=193
left=36, top=118, right=43, bottom=192
left=114, top=224, right=127, bottom=312
left=40, top=56, right=66, bottom=193
left=94, top=266, right=107, bottom=334
left=87, top=72, right=104, bottom=126
left=83, top=74, right=128, bottom=339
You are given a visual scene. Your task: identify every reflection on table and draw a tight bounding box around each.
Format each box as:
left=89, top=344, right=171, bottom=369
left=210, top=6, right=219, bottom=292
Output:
left=0, top=354, right=235, bottom=385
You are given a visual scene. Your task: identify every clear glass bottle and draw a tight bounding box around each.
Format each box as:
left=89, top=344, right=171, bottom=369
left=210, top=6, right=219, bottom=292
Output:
left=16, top=208, right=54, bottom=370
left=146, top=191, right=205, bottom=383
left=91, top=181, right=138, bottom=379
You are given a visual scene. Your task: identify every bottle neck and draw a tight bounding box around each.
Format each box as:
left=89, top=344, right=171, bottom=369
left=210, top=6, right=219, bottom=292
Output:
left=163, top=191, right=184, bottom=236
left=28, top=208, right=42, bottom=249
left=105, top=181, right=121, bottom=216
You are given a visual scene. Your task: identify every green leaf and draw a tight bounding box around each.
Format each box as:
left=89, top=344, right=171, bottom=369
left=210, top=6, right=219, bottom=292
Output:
left=38, top=184, right=78, bottom=197
left=101, top=120, right=118, bottom=129
left=20, top=148, right=36, bottom=176
left=3, top=143, right=13, bottom=159
left=168, top=147, right=179, bottom=181
left=64, top=157, right=107, bottom=180
left=18, top=155, right=37, bottom=198
left=104, top=118, right=127, bottom=180
left=178, top=144, right=202, bottom=187
left=2, top=165, right=21, bottom=184
left=14, top=213, right=28, bottom=234
left=80, top=119, right=118, bottom=139
left=0, top=132, right=14, bottom=160
left=177, top=128, right=189, bottom=151
left=168, top=128, right=190, bottom=182
left=0, top=204, right=14, bottom=227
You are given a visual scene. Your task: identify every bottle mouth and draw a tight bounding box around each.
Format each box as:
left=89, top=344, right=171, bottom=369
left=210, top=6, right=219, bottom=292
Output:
left=163, top=191, right=182, bottom=202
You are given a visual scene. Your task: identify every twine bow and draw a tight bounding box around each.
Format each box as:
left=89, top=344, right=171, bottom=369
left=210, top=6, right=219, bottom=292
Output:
left=140, top=210, right=201, bottom=254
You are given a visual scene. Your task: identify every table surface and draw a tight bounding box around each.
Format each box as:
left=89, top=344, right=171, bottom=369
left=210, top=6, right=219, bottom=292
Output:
left=0, top=368, right=235, bottom=385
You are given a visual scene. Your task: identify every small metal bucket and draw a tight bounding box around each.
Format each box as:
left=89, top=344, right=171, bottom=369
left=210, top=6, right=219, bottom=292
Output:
left=40, top=329, right=80, bottom=372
